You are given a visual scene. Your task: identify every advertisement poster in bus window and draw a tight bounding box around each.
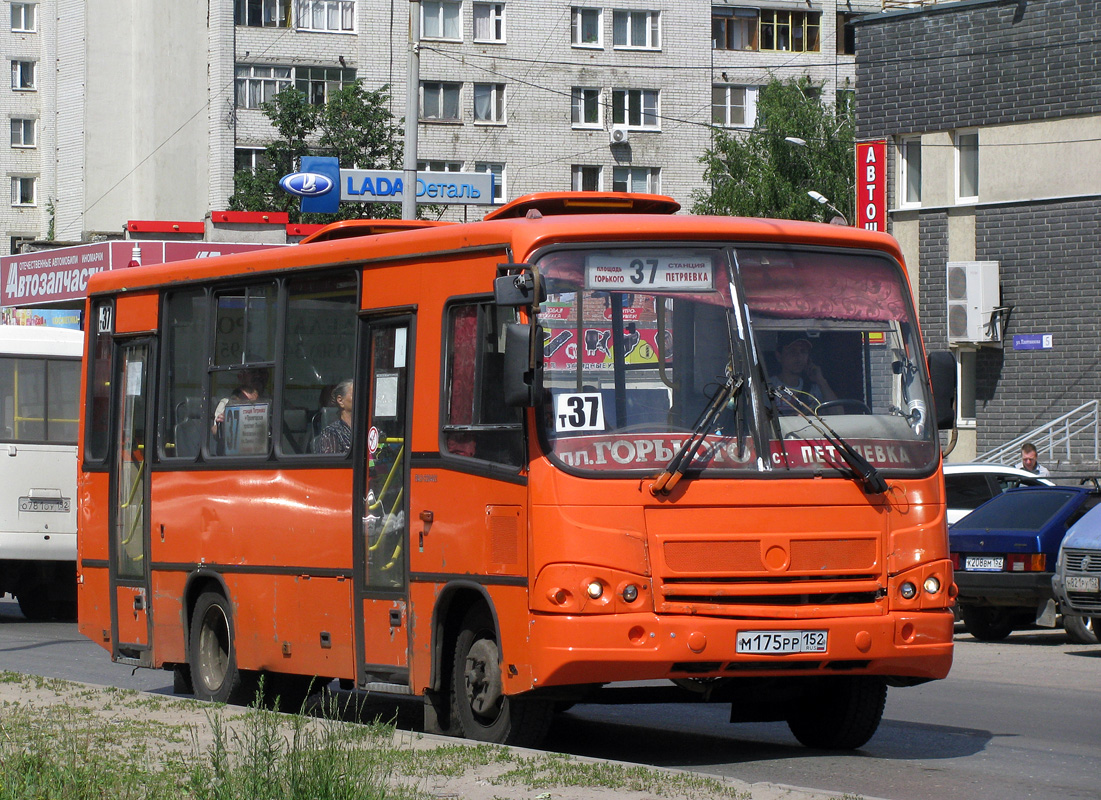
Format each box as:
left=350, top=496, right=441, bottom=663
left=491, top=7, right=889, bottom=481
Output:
left=542, top=295, right=668, bottom=370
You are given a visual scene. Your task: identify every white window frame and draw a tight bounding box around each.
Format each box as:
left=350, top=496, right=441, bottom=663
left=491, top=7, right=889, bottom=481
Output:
left=10, top=118, right=36, bottom=148
left=472, top=2, right=505, bottom=43
left=422, top=0, right=462, bottom=41
left=11, top=176, right=36, bottom=207
left=612, top=9, right=660, bottom=50
left=955, top=347, right=977, bottom=427
left=473, top=83, right=506, bottom=124
left=571, top=165, right=603, bottom=192
left=474, top=162, right=505, bottom=203
left=235, top=146, right=268, bottom=173
left=235, top=65, right=293, bottom=109
left=570, top=87, right=602, bottom=128
left=296, top=0, right=355, bottom=33
left=612, top=166, right=659, bottom=194
left=10, top=60, right=35, bottom=91
left=899, top=135, right=921, bottom=208
left=955, top=130, right=979, bottom=204
left=235, top=0, right=290, bottom=27
left=420, top=81, right=462, bottom=122
left=571, top=7, right=603, bottom=48
left=611, top=88, right=659, bottom=130
left=711, top=85, right=757, bottom=128
left=11, top=2, right=36, bottom=33
left=418, top=159, right=463, bottom=172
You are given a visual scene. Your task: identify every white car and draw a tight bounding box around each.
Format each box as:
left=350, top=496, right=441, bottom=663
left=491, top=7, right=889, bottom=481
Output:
left=944, top=462, right=1054, bottom=526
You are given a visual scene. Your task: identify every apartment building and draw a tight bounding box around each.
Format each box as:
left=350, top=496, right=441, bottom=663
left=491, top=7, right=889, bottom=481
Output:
left=855, top=0, right=1101, bottom=461
left=1, top=0, right=871, bottom=254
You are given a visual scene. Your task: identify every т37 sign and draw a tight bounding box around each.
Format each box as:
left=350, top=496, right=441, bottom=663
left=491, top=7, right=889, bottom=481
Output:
left=855, top=140, right=887, bottom=231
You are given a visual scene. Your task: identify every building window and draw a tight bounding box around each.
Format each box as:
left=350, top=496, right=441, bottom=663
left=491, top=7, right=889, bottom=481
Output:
left=9, top=235, right=33, bottom=255
left=235, top=147, right=270, bottom=172
left=612, top=166, right=658, bottom=193
left=10, top=60, right=35, bottom=90
left=297, top=0, right=355, bottom=32
left=475, top=162, right=505, bottom=203
left=837, top=13, right=858, bottom=55
left=612, top=9, right=659, bottom=49
left=759, top=10, right=819, bottom=52
left=422, top=0, right=461, bottom=40
left=956, top=348, right=976, bottom=425
left=235, top=0, right=290, bottom=27
left=421, top=82, right=461, bottom=121
left=473, top=2, right=504, bottom=42
left=418, top=159, right=463, bottom=172
left=899, top=136, right=921, bottom=207
left=572, top=165, right=602, bottom=192
left=11, top=177, right=35, bottom=206
left=10, top=118, right=36, bottom=148
left=611, top=89, right=659, bottom=129
left=571, top=87, right=601, bottom=127
left=11, top=2, right=36, bottom=32
left=571, top=7, right=602, bottom=48
left=712, top=85, right=757, bottom=128
left=235, top=65, right=292, bottom=109
left=296, top=67, right=357, bottom=105
left=956, top=130, right=978, bottom=202
left=473, top=83, right=505, bottom=124
left=712, top=7, right=756, bottom=50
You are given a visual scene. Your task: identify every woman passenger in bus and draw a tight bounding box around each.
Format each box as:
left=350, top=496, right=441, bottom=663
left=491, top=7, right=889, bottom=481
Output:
left=313, top=379, right=353, bottom=454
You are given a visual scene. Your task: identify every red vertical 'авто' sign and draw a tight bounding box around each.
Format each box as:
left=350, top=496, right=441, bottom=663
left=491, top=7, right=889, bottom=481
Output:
left=855, top=140, right=887, bottom=232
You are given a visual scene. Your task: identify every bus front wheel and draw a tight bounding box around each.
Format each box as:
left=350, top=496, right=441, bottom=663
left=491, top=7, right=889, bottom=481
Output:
left=786, top=677, right=887, bottom=750
left=450, top=606, right=553, bottom=748
left=189, top=591, right=254, bottom=704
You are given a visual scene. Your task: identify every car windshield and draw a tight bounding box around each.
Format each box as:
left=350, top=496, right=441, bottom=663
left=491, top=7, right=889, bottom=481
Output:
left=535, top=244, right=938, bottom=479
left=955, top=489, right=1080, bottom=531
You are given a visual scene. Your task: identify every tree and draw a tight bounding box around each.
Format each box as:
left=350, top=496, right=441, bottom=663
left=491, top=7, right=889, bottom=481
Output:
left=229, top=84, right=405, bottom=222
left=692, top=78, right=855, bottom=224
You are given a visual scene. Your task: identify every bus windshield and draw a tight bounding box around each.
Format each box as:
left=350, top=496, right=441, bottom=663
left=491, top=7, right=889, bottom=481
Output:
left=537, top=244, right=937, bottom=479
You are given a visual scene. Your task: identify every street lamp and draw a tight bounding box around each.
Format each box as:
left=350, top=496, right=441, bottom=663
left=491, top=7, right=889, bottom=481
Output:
left=807, top=190, right=848, bottom=225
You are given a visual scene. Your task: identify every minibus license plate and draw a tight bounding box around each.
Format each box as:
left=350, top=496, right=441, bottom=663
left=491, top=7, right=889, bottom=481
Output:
left=964, top=556, right=1003, bottom=572
left=1065, top=575, right=1100, bottom=593
left=736, top=630, right=827, bottom=654
left=18, top=496, right=70, bottom=512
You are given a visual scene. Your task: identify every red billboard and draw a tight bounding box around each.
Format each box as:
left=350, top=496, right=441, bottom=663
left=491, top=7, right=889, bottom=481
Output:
left=855, top=140, right=887, bottom=232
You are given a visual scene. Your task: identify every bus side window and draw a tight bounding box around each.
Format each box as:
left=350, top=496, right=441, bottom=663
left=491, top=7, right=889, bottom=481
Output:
left=159, top=289, right=208, bottom=460
left=442, top=301, right=523, bottom=466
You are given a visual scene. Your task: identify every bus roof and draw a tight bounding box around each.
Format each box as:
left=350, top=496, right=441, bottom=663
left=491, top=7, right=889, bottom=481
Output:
left=84, top=193, right=905, bottom=296
left=0, top=325, right=83, bottom=357
left=298, top=218, right=453, bottom=245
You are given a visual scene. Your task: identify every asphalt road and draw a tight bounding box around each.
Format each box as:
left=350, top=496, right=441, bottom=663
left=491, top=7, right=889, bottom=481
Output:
left=2, top=595, right=1099, bottom=800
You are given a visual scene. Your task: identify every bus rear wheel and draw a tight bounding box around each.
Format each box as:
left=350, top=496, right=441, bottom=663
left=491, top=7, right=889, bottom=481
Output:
left=450, top=606, right=553, bottom=748
left=786, top=677, right=887, bottom=750
left=189, top=591, right=254, bottom=704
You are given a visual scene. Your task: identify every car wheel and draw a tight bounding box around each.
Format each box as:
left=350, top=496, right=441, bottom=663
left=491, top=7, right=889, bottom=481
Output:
left=1063, top=614, right=1098, bottom=645
left=960, top=605, right=1015, bottom=641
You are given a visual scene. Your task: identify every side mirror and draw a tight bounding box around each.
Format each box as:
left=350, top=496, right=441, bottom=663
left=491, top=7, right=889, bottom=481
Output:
left=503, top=322, right=541, bottom=407
left=927, top=350, right=957, bottom=430
left=494, top=268, right=545, bottom=307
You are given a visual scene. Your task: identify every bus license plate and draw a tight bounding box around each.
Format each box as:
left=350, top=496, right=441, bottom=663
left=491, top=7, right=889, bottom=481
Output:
left=736, top=630, right=827, bottom=655
left=18, top=496, right=70, bottom=512
left=964, top=556, right=1004, bottom=572
left=1065, top=575, right=1100, bottom=593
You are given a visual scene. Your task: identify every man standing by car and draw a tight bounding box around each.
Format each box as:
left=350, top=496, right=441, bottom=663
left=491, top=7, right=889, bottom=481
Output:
left=1016, top=442, right=1051, bottom=477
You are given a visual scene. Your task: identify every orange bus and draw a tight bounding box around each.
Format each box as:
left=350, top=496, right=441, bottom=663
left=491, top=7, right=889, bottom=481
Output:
left=77, top=192, right=957, bottom=750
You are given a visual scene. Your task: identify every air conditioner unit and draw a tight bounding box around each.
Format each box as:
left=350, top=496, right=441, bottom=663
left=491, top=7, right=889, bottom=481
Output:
left=610, top=126, right=629, bottom=145
left=947, top=261, right=1000, bottom=344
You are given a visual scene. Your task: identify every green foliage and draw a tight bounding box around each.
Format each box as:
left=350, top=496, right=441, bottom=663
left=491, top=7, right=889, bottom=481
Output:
left=693, top=77, right=855, bottom=224
left=228, top=84, right=404, bottom=223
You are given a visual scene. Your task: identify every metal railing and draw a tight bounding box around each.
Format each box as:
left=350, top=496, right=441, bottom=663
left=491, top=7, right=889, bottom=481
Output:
left=976, top=401, right=1100, bottom=467
left=882, top=0, right=952, bottom=8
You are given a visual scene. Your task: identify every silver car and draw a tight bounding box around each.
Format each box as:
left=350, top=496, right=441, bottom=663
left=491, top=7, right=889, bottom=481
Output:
left=1052, top=506, right=1101, bottom=644
left=944, top=462, right=1053, bottom=526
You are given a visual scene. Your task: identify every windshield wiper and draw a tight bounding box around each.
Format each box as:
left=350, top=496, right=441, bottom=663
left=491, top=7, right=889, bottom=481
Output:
left=651, top=373, right=744, bottom=496
left=770, top=386, right=888, bottom=495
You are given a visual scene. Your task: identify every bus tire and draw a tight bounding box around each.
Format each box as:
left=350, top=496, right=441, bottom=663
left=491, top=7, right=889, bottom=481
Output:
left=959, top=605, right=1014, bottom=642
left=17, top=589, right=53, bottom=621
left=450, top=606, right=553, bottom=748
left=189, top=591, right=254, bottom=704
left=786, top=677, right=886, bottom=750
left=1063, top=614, right=1098, bottom=644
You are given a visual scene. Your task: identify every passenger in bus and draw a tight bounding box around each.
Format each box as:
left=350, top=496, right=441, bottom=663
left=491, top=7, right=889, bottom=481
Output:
left=446, top=431, right=477, bottom=457
left=212, top=368, right=270, bottom=434
left=312, top=379, right=353, bottom=454
left=769, top=334, right=836, bottom=412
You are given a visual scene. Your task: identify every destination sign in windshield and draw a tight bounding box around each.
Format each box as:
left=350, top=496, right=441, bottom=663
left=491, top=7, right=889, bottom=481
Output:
left=585, top=254, right=713, bottom=291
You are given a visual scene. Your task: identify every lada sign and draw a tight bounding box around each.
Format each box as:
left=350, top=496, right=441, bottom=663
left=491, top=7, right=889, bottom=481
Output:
left=279, top=172, right=335, bottom=197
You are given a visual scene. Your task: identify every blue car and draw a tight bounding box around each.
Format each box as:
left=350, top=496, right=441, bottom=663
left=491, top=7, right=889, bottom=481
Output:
left=950, top=485, right=1101, bottom=642
left=1052, top=505, right=1101, bottom=644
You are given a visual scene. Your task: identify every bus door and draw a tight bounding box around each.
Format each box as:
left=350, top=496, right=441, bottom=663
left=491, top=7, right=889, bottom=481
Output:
left=354, top=316, right=412, bottom=685
left=108, top=339, right=154, bottom=665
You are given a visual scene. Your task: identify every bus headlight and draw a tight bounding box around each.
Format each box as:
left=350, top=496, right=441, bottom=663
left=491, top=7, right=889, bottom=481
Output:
left=899, top=581, right=917, bottom=600
left=622, top=584, right=639, bottom=603
left=586, top=581, right=604, bottom=599
left=923, top=576, right=941, bottom=595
